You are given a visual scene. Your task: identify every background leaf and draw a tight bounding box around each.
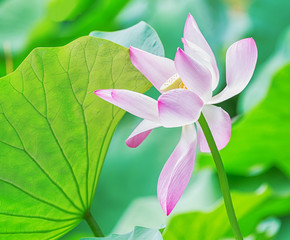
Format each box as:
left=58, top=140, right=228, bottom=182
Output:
left=82, top=226, right=163, bottom=240
left=0, top=0, right=131, bottom=77
left=90, top=21, right=164, bottom=57
left=0, top=36, right=151, bottom=239
left=198, top=64, right=290, bottom=177
left=163, top=187, right=290, bottom=239
left=247, top=0, right=290, bottom=64
left=235, top=0, right=290, bottom=115
left=117, top=0, right=227, bottom=59
left=110, top=168, right=290, bottom=239
left=239, top=27, right=290, bottom=113
left=0, top=0, right=45, bottom=52
left=111, top=170, right=221, bottom=234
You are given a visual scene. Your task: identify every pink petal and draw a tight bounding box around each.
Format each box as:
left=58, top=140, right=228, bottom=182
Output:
left=183, top=14, right=218, bottom=80
left=158, top=89, right=203, bottom=128
left=175, top=48, right=212, bottom=102
left=157, top=124, right=197, bottom=215
left=182, top=38, right=219, bottom=91
left=129, top=47, right=176, bottom=92
left=197, top=105, right=231, bottom=152
left=210, top=38, right=258, bottom=104
left=126, top=120, right=161, bottom=148
left=95, top=89, right=159, bottom=122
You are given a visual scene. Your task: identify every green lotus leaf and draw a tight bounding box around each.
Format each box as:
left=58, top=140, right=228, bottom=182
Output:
left=0, top=36, right=151, bottom=239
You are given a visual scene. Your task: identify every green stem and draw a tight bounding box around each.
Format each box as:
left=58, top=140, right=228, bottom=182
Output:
left=198, top=113, right=243, bottom=240
left=84, top=211, right=104, bottom=237
left=3, top=41, right=13, bottom=75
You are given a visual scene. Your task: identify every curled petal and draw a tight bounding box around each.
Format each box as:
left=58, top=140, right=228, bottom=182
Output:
left=183, top=14, right=217, bottom=75
left=184, top=14, right=211, bottom=53
left=157, top=124, right=197, bottom=215
left=210, top=38, right=258, bottom=104
left=126, top=120, right=161, bottom=148
left=175, top=48, right=212, bottom=102
left=129, top=47, right=176, bottom=92
left=182, top=38, right=219, bottom=91
left=158, top=89, right=203, bottom=128
left=95, top=89, right=158, bottom=122
left=197, top=105, right=231, bottom=152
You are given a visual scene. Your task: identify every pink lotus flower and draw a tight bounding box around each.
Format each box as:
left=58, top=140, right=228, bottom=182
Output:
left=95, top=14, right=257, bottom=216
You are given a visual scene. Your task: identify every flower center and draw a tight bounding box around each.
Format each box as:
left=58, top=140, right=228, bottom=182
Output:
left=160, top=73, right=187, bottom=92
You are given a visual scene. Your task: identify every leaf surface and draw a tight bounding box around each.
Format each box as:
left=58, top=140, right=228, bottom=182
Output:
left=0, top=36, right=151, bottom=239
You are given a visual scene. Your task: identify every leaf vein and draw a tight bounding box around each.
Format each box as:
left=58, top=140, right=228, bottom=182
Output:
left=0, top=178, right=79, bottom=216
left=0, top=212, right=79, bottom=222
left=0, top=108, right=81, bottom=214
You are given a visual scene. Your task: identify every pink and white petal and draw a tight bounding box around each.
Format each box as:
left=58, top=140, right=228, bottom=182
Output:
left=175, top=48, right=212, bottom=102
left=197, top=105, right=231, bottom=152
left=95, top=89, right=159, bottom=122
left=182, top=38, right=219, bottom=91
left=158, top=89, right=203, bottom=128
left=129, top=47, right=176, bottom=92
left=157, top=124, right=197, bottom=215
left=210, top=38, right=258, bottom=104
left=183, top=14, right=217, bottom=69
left=126, top=119, right=161, bottom=148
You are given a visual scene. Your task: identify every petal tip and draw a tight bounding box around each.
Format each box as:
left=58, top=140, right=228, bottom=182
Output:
left=125, top=139, right=137, bottom=148
left=94, top=90, right=100, bottom=95
left=244, top=37, right=256, bottom=46
left=175, top=47, right=184, bottom=60
left=129, top=46, right=136, bottom=51
left=185, top=13, right=198, bottom=33
left=186, top=13, right=194, bottom=23
left=166, top=207, right=173, bottom=216
left=161, top=201, right=175, bottom=216
left=249, top=38, right=258, bottom=49
left=158, top=199, right=173, bottom=216
left=129, top=46, right=140, bottom=59
left=238, top=37, right=257, bottom=49
left=94, top=89, right=111, bottom=96
left=128, top=46, right=134, bottom=58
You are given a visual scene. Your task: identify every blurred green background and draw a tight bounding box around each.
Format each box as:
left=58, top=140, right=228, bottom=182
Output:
left=1, top=0, right=289, bottom=239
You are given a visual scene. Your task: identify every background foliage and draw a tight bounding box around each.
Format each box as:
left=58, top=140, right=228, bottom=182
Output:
left=0, top=0, right=289, bottom=239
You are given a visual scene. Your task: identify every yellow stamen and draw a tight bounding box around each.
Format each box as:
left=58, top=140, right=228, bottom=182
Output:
left=160, top=73, right=187, bottom=92
left=179, top=82, right=187, bottom=89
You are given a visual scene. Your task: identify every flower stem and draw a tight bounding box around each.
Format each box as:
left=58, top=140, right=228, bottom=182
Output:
left=84, top=211, right=104, bottom=237
left=198, top=113, right=243, bottom=240
left=3, top=41, right=13, bottom=75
